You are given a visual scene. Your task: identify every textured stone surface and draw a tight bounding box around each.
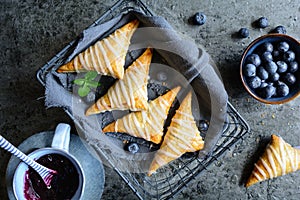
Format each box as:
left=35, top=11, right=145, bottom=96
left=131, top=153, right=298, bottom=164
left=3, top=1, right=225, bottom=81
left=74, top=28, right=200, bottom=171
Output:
left=1, top=0, right=300, bottom=199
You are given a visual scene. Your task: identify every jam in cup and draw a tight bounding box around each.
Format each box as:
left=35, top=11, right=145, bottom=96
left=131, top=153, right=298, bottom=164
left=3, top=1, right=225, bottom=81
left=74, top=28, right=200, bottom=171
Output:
left=13, top=123, right=85, bottom=200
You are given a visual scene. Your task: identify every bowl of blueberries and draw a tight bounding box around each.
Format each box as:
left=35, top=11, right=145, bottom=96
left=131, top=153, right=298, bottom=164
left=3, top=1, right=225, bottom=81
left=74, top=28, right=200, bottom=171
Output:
left=240, top=33, right=300, bottom=104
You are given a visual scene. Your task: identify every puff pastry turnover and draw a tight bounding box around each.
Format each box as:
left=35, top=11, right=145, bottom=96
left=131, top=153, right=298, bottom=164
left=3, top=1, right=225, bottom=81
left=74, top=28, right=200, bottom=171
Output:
left=246, top=134, right=300, bottom=187
left=102, top=86, right=181, bottom=144
left=148, top=91, right=204, bottom=176
left=86, top=48, right=152, bottom=115
left=57, top=20, right=139, bottom=79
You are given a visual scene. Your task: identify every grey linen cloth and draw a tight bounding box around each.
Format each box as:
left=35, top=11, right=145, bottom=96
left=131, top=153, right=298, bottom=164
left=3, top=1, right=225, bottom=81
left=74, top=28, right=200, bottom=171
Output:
left=45, top=11, right=228, bottom=173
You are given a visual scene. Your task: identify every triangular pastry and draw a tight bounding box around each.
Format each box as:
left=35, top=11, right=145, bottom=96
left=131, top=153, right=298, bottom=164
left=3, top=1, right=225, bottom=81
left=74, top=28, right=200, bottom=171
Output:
left=102, top=86, right=181, bottom=144
left=86, top=48, right=152, bottom=115
left=57, top=20, right=140, bottom=79
left=246, top=134, right=300, bottom=187
left=148, top=91, right=204, bottom=176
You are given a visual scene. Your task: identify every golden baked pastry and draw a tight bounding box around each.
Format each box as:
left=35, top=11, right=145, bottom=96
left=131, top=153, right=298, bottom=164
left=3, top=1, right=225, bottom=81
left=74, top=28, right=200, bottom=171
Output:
left=102, top=86, right=181, bottom=144
left=148, top=91, right=204, bottom=176
left=86, top=48, right=152, bottom=115
left=246, top=134, right=300, bottom=187
left=57, top=20, right=140, bottom=79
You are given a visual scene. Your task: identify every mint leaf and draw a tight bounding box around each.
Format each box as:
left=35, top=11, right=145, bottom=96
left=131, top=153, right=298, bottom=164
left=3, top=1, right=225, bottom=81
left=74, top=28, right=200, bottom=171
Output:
left=73, top=79, right=85, bottom=86
left=78, top=85, right=90, bottom=97
left=86, top=80, right=101, bottom=88
left=85, top=71, right=98, bottom=80
left=73, top=71, right=100, bottom=97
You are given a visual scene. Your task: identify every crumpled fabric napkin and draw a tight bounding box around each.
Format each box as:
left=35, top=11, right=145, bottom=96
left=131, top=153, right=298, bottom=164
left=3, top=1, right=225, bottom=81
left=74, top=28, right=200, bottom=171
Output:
left=44, top=11, right=228, bottom=173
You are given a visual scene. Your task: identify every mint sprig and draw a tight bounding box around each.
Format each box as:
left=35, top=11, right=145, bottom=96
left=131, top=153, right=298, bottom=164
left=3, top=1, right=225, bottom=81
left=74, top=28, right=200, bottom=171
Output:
left=73, top=71, right=101, bottom=97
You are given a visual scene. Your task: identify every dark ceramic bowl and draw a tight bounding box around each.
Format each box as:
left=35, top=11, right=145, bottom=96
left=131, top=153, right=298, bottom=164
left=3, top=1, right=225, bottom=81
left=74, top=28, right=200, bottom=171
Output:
left=240, top=34, right=300, bottom=104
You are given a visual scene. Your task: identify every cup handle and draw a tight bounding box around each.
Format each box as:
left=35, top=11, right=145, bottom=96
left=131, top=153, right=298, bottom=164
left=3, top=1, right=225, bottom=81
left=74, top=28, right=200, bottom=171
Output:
left=51, top=123, right=71, bottom=152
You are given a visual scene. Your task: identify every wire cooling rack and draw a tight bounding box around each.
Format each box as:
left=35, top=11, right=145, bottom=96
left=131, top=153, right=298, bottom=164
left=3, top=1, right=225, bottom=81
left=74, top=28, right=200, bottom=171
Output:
left=36, top=0, right=250, bottom=199
left=36, top=0, right=153, bottom=86
left=95, top=102, right=249, bottom=200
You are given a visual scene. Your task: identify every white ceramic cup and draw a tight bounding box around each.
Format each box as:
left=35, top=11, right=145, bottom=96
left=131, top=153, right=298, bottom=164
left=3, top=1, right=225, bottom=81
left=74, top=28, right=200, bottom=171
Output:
left=13, top=123, right=85, bottom=200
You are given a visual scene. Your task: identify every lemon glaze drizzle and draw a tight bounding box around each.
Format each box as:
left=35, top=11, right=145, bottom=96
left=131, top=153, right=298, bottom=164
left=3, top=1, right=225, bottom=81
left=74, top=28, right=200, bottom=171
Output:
left=253, top=138, right=299, bottom=181
left=96, top=60, right=147, bottom=111
left=113, top=94, right=170, bottom=142
left=156, top=104, right=204, bottom=165
left=73, top=29, right=131, bottom=75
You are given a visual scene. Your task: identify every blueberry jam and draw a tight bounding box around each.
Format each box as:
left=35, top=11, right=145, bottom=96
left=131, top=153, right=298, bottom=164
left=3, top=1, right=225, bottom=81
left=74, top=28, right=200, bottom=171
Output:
left=24, top=154, right=79, bottom=200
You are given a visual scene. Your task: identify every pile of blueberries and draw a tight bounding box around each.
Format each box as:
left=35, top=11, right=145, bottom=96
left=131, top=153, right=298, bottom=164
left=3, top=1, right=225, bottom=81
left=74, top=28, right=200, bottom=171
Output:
left=243, top=41, right=298, bottom=99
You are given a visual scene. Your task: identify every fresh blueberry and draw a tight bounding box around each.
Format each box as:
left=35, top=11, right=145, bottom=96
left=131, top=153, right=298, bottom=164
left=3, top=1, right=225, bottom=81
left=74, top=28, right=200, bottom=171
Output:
left=276, top=82, right=289, bottom=97
left=244, top=63, right=256, bottom=77
left=283, top=73, right=296, bottom=85
left=277, top=41, right=289, bottom=52
left=272, top=50, right=281, bottom=59
left=193, top=12, right=206, bottom=25
left=276, top=61, right=288, bottom=73
left=269, top=73, right=280, bottom=82
left=199, top=120, right=209, bottom=132
left=256, top=66, right=269, bottom=80
left=261, top=51, right=273, bottom=62
left=258, top=84, right=276, bottom=98
left=261, top=42, right=273, bottom=52
left=267, top=81, right=274, bottom=86
left=283, top=50, right=295, bottom=62
left=247, top=76, right=262, bottom=89
left=260, top=82, right=268, bottom=88
left=125, top=142, right=140, bottom=154
left=289, top=61, right=298, bottom=73
left=247, top=54, right=261, bottom=66
left=265, top=61, right=278, bottom=74
left=238, top=28, right=249, bottom=38
left=257, top=17, right=269, bottom=28
left=271, top=25, right=287, bottom=34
